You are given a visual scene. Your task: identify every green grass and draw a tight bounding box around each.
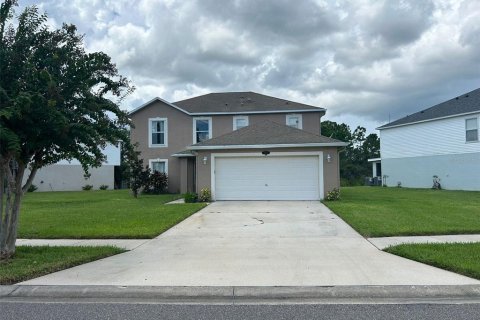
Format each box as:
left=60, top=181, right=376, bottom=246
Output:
left=0, top=246, right=125, bottom=284
left=324, top=187, right=480, bottom=237
left=19, top=190, right=206, bottom=238
left=386, top=243, right=480, bottom=280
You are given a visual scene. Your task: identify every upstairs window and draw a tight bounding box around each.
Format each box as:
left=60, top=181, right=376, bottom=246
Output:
left=286, top=114, right=302, bottom=129
left=466, top=118, right=478, bottom=142
left=149, top=118, right=167, bottom=147
left=193, top=117, right=212, bottom=143
left=233, top=116, right=249, bottom=130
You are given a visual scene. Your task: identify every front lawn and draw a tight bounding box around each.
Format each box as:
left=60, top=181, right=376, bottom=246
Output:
left=0, top=246, right=125, bottom=284
left=19, top=190, right=206, bottom=238
left=324, top=187, right=480, bottom=237
left=385, top=243, right=480, bottom=280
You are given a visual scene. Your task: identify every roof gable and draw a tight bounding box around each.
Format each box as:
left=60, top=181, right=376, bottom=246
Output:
left=129, top=97, right=190, bottom=116
left=188, top=120, right=346, bottom=149
left=378, top=88, right=480, bottom=129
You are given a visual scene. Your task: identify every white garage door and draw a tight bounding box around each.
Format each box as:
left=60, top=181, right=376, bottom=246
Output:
left=214, top=156, right=321, bottom=200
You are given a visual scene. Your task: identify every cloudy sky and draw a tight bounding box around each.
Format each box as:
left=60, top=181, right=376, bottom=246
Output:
left=19, top=0, right=480, bottom=132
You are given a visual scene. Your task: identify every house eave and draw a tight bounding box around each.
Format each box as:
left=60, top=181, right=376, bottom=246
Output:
left=188, top=109, right=326, bottom=116
left=171, top=153, right=197, bottom=157
left=129, top=97, right=326, bottom=116
left=188, top=142, right=348, bottom=150
left=377, top=110, right=480, bottom=130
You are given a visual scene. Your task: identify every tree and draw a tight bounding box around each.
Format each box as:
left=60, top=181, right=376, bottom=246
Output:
left=321, top=120, right=380, bottom=186
left=321, top=120, right=352, bottom=143
left=120, top=143, right=150, bottom=198
left=0, top=1, right=134, bottom=259
left=362, top=133, right=380, bottom=159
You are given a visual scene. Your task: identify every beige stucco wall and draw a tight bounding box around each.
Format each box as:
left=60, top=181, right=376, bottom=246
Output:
left=195, top=147, right=340, bottom=199
left=130, top=102, right=193, bottom=193
left=130, top=100, right=325, bottom=193
left=212, top=112, right=322, bottom=136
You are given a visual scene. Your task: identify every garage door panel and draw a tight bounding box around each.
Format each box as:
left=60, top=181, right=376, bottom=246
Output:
left=214, top=156, right=321, bottom=200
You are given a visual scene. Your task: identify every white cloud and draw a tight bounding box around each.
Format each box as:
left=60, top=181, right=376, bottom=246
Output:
left=19, top=0, right=480, bottom=132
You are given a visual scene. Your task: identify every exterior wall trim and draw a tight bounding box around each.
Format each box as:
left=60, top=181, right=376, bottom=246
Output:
left=148, top=117, right=168, bottom=148
left=210, top=151, right=324, bottom=201
left=148, top=158, right=169, bottom=175
left=192, top=117, right=213, bottom=144
left=378, top=111, right=480, bottom=130
left=189, top=142, right=347, bottom=150
left=286, top=114, right=303, bottom=129
left=233, top=115, right=249, bottom=130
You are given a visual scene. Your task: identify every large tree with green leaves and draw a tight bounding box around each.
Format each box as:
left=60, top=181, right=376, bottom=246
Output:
left=0, top=1, right=134, bottom=259
left=321, top=120, right=380, bottom=185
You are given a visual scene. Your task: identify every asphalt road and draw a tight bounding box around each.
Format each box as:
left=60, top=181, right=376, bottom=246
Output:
left=2, top=302, right=480, bottom=320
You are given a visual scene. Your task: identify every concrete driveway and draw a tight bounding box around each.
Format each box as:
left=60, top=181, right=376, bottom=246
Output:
left=22, top=201, right=479, bottom=286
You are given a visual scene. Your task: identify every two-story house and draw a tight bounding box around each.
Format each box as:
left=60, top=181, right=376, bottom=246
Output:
left=377, top=88, right=480, bottom=190
left=130, top=92, right=346, bottom=200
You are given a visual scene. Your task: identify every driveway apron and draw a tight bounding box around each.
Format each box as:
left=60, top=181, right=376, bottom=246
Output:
left=21, top=201, right=479, bottom=286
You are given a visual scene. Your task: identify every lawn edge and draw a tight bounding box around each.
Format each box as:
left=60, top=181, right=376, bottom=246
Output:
left=384, top=243, right=480, bottom=281
left=0, top=246, right=126, bottom=285
left=18, top=203, right=208, bottom=240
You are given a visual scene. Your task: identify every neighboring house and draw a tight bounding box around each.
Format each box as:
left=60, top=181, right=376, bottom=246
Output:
left=24, top=143, right=121, bottom=192
left=366, top=157, right=382, bottom=186
left=130, top=92, right=347, bottom=200
left=377, top=88, right=480, bottom=190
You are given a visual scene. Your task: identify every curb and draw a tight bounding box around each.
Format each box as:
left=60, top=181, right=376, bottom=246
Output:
left=1, top=285, right=480, bottom=304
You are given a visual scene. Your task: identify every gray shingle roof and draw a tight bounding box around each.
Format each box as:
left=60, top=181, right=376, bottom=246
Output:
left=174, top=92, right=325, bottom=114
left=188, top=120, right=346, bottom=149
left=378, top=88, right=480, bottom=129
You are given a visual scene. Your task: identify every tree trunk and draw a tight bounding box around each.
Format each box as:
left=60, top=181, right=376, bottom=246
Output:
left=0, top=160, right=26, bottom=260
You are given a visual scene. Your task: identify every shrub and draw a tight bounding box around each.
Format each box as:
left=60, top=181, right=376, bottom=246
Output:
left=199, top=188, right=211, bottom=202
left=325, top=188, right=341, bottom=201
left=432, top=175, right=442, bottom=190
left=129, top=157, right=150, bottom=198
left=184, top=192, right=197, bottom=203
left=143, top=172, right=168, bottom=194
left=27, top=184, right=38, bottom=192
left=99, top=185, right=109, bottom=190
left=82, top=184, right=93, bottom=191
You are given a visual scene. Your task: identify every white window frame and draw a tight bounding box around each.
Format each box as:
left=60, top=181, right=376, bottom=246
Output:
left=233, top=115, right=249, bottom=130
left=148, top=158, right=168, bottom=174
left=466, top=117, right=479, bottom=142
left=193, top=117, right=212, bottom=144
left=286, top=114, right=303, bottom=129
left=148, top=118, right=168, bottom=148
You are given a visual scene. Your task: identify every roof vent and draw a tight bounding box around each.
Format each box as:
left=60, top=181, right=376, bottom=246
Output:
left=455, top=97, right=459, bottom=100
left=466, top=94, right=469, bottom=97
left=286, top=101, right=289, bottom=105
left=246, top=97, right=252, bottom=102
